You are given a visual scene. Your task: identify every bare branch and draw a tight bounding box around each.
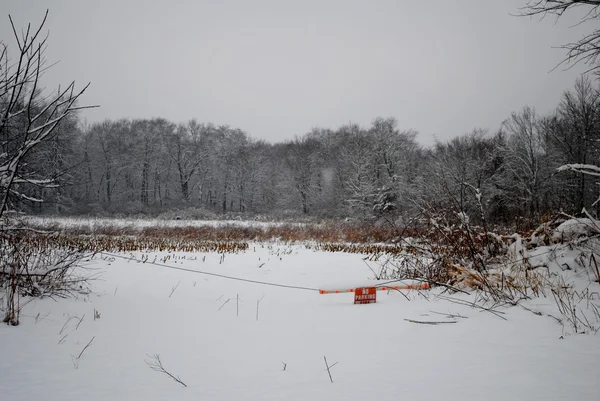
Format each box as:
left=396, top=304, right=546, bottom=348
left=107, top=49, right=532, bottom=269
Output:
left=145, top=354, right=188, bottom=387
left=518, top=1, right=600, bottom=73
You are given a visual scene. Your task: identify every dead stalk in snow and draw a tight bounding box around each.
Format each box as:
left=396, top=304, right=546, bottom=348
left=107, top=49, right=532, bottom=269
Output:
left=436, top=295, right=508, bottom=320
left=71, top=336, right=95, bottom=369
left=590, top=254, right=600, bottom=283
left=323, top=356, right=338, bottom=383
left=218, top=298, right=231, bottom=311
left=429, top=310, right=468, bottom=319
left=404, top=318, right=457, bottom=325
left=282, top=361, right=287, bottom=371
left=169, top=281, right=181, bottom=298
left=59, top=315, right=76, bottom=334
left=551, top=282, right=600, bottom=334
left=75, top=314, right=85, bottom=330
left=256, top=294, right=265, bottom=321
left=145, top=353, right=187, bottom=387
left=34, top=311, right=50, bottom=323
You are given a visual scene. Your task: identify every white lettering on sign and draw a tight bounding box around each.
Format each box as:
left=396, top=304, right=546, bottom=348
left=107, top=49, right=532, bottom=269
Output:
left=354, top=287, right=377, bottom=304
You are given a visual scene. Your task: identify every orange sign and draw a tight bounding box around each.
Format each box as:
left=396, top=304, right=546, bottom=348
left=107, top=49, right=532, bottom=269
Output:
left=354, top=287, right=376, bottom=304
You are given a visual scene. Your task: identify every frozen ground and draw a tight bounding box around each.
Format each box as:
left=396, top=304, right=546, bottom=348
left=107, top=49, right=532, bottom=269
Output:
left=1, top=243, right=599, bottom=401
left=21, top=215, right=311, bottom=230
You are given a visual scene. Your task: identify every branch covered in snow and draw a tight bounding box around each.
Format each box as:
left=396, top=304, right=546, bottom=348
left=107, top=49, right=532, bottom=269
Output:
left=557, top=164, right=600, bottom=177
left=0, top=10, right=96, bottom=218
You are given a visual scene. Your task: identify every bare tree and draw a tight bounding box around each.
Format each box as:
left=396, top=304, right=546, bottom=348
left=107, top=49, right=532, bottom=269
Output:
left=167, top=120, right=210, bottom=203
left=519, top=1, right=600, bottom=73
left=1, top=11, right=94, bottom=325
left=0, top=10, right=94, bottom=218
left=498, top=107, right=554, bottom=220
left=546, top=76, right=600, bottom=212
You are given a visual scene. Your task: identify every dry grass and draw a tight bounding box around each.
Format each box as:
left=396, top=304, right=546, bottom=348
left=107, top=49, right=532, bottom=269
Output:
left=35, top=220, right=405, bottom=243
left=15, top=233, right=250, bottom=254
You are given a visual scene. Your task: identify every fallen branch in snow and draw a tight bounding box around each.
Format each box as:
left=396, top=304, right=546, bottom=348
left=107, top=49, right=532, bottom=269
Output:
left=404, top=318, right=457, bottom=325
left=429, top=310, right=468, bottom=319
left=436, top=295, right=508, bottom=320
left=145, top=353, right=187, bottom=387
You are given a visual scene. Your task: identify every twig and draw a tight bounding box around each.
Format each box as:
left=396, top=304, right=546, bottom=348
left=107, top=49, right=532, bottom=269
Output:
left=282, top=361, right=287, bottom=371
left=437, top=295, right=508, bottom=320
left=323, top=356, right=337, bottom=383
left=71, top=336, right=95, bottom=368
left=404, top=318, right=457, bottom=325
left=75, top=314, right=85, bottom=330
left=429, top=310, right=468, bottom=319
left=145, top=353, right=187, bottom=387
left=386, top=286, right=410, bottom=301
left=169, top=281, right=181, bottom=298
left=256, top=294, right=265, bottom=321
left=218, top=298, right=231, bottom=311
left=77, top=336, right=95, bottom=359
left=590, top=254, right=600, bottom=283
left=59, top=315, right=76, bottom=334
left=35, top=310, right=50, bottom=323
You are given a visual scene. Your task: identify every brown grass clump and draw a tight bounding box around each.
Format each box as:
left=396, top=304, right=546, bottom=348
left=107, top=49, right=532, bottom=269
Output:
left=17, top=233, right=249, bottom=254
left=20, top=220, right=405, bottom=246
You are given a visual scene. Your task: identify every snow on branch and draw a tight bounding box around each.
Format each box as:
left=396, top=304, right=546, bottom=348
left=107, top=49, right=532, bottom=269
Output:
left=557, top=164, right=600, bottom=177
left=0, top=10, right=96, bottom=217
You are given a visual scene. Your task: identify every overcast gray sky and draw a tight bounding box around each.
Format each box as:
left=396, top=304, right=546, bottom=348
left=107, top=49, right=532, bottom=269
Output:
left=1, top=0, right=592, bottom=146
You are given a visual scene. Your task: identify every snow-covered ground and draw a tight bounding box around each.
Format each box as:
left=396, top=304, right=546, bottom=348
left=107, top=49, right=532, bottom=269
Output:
left=21, top=216, right=310, bottom=230
left=1, top=243, right=599, bottom=401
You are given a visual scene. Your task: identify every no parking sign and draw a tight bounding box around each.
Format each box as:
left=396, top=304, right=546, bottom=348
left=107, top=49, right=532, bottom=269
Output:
left=354, top=287, right=376, bottom=304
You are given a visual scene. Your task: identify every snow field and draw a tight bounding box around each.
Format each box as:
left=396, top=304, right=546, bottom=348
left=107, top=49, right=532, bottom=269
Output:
left=1, top=243, right=599, bottom=401
left=21, top=216, right=310, bottom=230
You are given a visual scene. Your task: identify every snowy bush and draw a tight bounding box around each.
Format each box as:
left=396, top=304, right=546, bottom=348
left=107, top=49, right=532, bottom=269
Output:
left=551, top=218, right=600, bottom=243
left=1, top=228, right=90, bottom=326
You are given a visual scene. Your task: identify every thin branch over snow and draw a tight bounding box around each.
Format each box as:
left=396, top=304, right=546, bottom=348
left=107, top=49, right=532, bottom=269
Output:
left=145, top=354, right=187, bottom=387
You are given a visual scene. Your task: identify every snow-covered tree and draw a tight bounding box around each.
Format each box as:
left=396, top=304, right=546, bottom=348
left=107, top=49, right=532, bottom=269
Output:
left=0, top=11, right=92, bottom=218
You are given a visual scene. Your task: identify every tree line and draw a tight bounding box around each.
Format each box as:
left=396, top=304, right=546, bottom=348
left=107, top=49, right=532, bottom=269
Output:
left=6, top=75, right=595, bottom=228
